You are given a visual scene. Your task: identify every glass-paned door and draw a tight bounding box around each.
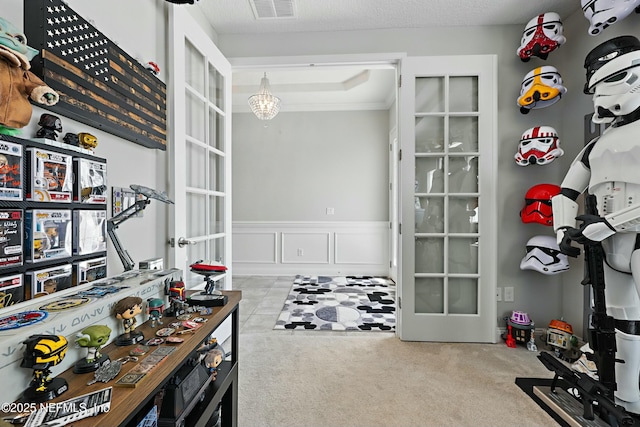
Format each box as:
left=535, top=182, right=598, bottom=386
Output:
left=399, top=56, right=497, bottom=342
left=168, top=6, right=232, bottom=291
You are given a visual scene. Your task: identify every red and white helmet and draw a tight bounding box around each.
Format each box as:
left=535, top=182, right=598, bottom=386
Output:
left=520, top=235, right=569, bottom=275
left=517, top=66, right=567, bottom=114
left=581, top=0, right=640, bottom=36
left=520, top=183, right=561, bottom=226
left=517, top=12, right=566, bottom=62
left=515, top=126, right=563, bottom=166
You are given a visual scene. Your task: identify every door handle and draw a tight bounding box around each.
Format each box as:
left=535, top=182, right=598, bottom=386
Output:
left=169, top=237, right=197, bottom=248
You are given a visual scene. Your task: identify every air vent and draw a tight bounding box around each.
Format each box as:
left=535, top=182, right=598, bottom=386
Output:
left=249, top=0, right=296, bottom=19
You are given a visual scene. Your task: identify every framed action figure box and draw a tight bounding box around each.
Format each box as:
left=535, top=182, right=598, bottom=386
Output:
left=0, top=210, right=23, bottom=268
left=0, top=140, right=23, bottom=201
left=25, top=146, right=73, bottom=202
left=24, top=209, right=72, bottom=262
left=74, top=158, right=107, bottom=204
left=0, top=273, right=24, bottom=308
left=73, top=210, right=107, bottom=255
left=74, top=256, right=107, bottom=285
left=26, top=263, right=73, bottom=299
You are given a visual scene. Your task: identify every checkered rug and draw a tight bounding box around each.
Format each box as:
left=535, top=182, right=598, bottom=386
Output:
left=274, top=275, right=396, bottom=332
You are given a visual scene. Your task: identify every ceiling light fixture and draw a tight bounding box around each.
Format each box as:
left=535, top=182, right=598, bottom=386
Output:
left=248, top=73, right=281, bottom=120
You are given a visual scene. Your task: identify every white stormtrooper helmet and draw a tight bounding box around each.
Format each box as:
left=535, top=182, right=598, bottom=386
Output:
left=517, top=12, right=566, bottom=62
left=587, top=48, right=640, bottom=124
left=581, top=0, right=640, bottom=36
left=517, top=66, right=567, bottom=114
left=520, top=235, right=569, bottom=275
left=515, top=126, right=564, bottom=166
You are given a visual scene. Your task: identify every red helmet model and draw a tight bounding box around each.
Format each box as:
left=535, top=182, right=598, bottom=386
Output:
left=517, top=12, right=566, bottom=62
left=520, top=183, right=561, bottom=226
left=515, top=126, right=564, bottom=166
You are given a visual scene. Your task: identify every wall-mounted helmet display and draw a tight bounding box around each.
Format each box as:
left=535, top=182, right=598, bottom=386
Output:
left=517, top=66, right=567, bottom=114
left=517, top=12, right=566, bottom=62
left=581, top=0, right=640, bottom=36
left=520, top=183, right=561, bottom=226
left=520, top=235, right=569, bottom=275
left=515, top=126, right=564, bottom=166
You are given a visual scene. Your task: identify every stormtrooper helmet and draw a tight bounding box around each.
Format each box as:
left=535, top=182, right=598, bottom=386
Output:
left=517, top=66, right=567, bottom=114
left=585, top=37, right=640, bottom=123
left=517, top=12, right=566, bottom=62
left=515, top=126, right=564, bottom=166
left=583, top=35, right=640, bottom=94
left=520, top=235, right=569, bottom=275
left=581, top=0, right=640, bottom=36
left=520, top=183, right=561, bottom=226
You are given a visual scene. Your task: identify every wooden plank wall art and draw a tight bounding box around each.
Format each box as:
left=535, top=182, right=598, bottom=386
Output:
left=24, top=0, right=167, bottom=150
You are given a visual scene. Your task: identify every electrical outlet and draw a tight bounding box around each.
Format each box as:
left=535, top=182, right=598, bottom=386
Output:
left=504, top=287, right=514, bottom=302
left=297, top=248, right=303, bottom=256
left=496, top=287, right=502, bottom=302
left=326, top=207, right=335, bottom=215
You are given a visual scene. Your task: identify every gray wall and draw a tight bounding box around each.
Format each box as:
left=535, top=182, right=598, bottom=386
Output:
left=232, top=111, right=389, bottom=221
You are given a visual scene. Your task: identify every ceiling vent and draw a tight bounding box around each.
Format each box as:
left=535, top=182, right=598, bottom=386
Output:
left=249, top=0, right=296, bottom=19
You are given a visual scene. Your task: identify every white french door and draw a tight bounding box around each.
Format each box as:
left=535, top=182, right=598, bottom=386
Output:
left=168, top=6, right=232, bottom=290
left=398, top=55, right=497, bottom=342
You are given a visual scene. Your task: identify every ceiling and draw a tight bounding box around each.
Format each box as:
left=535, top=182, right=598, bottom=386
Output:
left=192, top=0, right=581, bottom=114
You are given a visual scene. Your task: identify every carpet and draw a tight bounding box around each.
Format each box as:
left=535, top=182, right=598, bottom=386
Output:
left=274, top=275, right=396, bottom=331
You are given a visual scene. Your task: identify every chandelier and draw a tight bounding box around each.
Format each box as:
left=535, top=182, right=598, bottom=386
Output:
left=248, top=73, right=281, bottom=120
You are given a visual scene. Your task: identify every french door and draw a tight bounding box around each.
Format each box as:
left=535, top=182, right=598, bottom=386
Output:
left=168, top=6, right=232, bottom=290
left=398, top=55, right=497, bottom=342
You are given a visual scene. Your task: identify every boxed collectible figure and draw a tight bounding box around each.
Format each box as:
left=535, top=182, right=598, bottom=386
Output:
left=74, top=158, right=107, bottom=204
left=26, top=147, right=73, bottom=202
left=25, top=209, right=72, bottom=262
left=74, top=257, right=107, bottom=285
left=0, top=210, right=23, bottom=268
left=0, top=140, right=23, bottom=201
left=0, top=273, right=23, bottom=307
left=27, top=264, right=73, bottom=298
left=73, top=210, right=107, bottom=255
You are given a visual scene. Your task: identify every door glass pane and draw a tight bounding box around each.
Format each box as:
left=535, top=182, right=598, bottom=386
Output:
left=416, top=157, right=444, bottom=193
left=188, top=243, right=206, bottom=270
left=415, top=116, right=444, bottom=153
left=415, top=278, right=444, bottom=314
left=186, top=90, right=205, bottom=141
left=415, top=197, right=444, bottom=233
left=449, top=77, right=478, bottom=112
left=448, top=237, right=478, bottom=274
left=208, top=63, right=223, bottom=108
left=449, top=117, right=478, bottom=152
left=209, top=237, right=225, bottom=264
left=416, top=237, right=444, bottom=273
left=187, top=192, right=206, bottom=237
left=448, top=278, right=478, bottom=314
left=448, top=156, right=478, bottom=193
left=187, top=141, right=206, bottom=188
left=449, top=197, right=479, bottom=233
left=209, top=152, right=224, bottom=192
left=208, top=107, right=224, bottom=151
left=209, top=195, right=224, bottom=234
left=415, top=77, right=444, bottom=112
left=185, top=39, right=204, bottom=93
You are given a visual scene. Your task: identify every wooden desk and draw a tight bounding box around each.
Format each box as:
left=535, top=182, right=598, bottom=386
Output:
left=45, top=290, right=240, bottom=427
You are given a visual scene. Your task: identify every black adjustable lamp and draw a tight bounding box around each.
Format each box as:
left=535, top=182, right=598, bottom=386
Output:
left=107, top=185, right=174, bottom=271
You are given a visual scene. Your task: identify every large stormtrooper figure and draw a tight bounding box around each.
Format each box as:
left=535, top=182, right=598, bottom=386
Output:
left=552, top=36, right=640, bottom=413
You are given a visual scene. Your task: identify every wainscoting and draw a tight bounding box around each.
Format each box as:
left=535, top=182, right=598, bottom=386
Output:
left=232, top=221, right=390, bottom=276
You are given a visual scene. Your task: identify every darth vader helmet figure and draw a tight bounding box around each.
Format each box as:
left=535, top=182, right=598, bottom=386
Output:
left=581, top=0, right=640, bottom=36
left=515, top=126, right=563, bottom=166
left=520, top=235, right=569, bottom=275
left=520, top=183, right=561, bottom=226
left=517, top=12, right=566, bottom=62
left=517, top=66, right=567, bottom=114
left=585, top=37, right=640, bottom=124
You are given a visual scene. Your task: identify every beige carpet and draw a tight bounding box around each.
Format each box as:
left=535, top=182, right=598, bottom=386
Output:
left=238, top=332, right=558, bottom=427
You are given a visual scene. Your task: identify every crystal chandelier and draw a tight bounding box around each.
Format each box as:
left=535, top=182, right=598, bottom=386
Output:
left=248, top=73, right=281, bottom=120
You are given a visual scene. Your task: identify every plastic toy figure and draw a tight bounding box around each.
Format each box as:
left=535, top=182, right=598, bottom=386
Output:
left=520, top=235, right=569, bottom=275
left=581, top=0, right=640, bottom=36
left=20, top=334, right=68, bottom=402
left=514, top=126, right=564, bottom=166
left=78, top=132, right=98, bottom=150
left=165, top=280, right=188, bottom=317
left=517, top=66, right=567, bottom=114
left=114, top=296, right=144, bottom=345
left=520, top=183, right=560, bottom=226
left=35, top=113, right=62, bottom=140
left=517, top=12, right=566, bottom=62
left=197, top=338, right=224, bottom=379
left=552, top=35, right=640, bottom=414
left=0, top=153, right=20, bottom=188
left=62, top=132, right=79, bottom=146
left=73, top=325, right=111, bottom=373
left=0, top=17, right=59, bottom=135
left=147, top=297, right=165, bottom=327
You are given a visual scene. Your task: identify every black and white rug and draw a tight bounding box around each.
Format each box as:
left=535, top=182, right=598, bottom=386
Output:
left=274, top=275, right=396, bottom=332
